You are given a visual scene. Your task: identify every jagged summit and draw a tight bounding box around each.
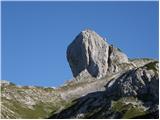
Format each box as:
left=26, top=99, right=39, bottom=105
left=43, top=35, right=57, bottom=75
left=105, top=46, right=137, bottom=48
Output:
left=67, top=29, right=128, bottom=79
left=81, top=29, right=108, bottom=42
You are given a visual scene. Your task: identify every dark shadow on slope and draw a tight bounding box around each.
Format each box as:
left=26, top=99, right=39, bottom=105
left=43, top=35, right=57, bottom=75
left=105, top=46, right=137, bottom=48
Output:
left=49, top=91, right=109, bottom=119
left=49, top=90, right=158, bottom=119
left=49, top=91, right=145, bottom=119
left=131, top=110, right=159, bottom=119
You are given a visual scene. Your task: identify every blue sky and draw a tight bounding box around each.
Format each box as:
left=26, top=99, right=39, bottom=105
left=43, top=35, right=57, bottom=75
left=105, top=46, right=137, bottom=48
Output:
left=2, top=1, right=159, bottom=87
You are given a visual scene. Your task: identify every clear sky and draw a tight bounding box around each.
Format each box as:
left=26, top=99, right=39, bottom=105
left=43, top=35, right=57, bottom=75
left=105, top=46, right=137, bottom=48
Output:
left=2, top=1, right=159, bottom=87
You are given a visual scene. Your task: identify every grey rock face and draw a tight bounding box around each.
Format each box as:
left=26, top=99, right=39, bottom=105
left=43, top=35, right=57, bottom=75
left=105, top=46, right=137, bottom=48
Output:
left=67, top=29, right=109, bottom=79
left=106, top=61, right=159, bottom=102
left=67, top=29, right=128, bottom=79
left=107, top=45, right=129, bottom=73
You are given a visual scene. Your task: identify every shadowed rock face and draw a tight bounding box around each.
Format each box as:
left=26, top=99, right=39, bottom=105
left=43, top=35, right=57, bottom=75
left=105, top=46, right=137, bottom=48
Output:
left=67, top=29, right=128, bottom=79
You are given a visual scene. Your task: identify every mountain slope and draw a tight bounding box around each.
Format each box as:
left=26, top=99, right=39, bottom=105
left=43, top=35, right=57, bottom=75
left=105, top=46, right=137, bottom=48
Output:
left=1, top=60, right=158, bottom=119
left=49, top=61, right=159, bottom=119
left=1, top=29, right=159, bottom=119
left=1, top=81, right=63, bottom=118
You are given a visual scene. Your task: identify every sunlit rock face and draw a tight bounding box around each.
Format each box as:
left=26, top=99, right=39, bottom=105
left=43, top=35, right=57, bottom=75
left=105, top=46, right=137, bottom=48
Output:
left=67, top=29, right=128, bottom=79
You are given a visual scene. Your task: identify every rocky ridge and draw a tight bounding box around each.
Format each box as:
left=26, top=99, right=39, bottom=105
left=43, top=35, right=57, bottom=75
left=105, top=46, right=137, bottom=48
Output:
left=1, top=29, right=159, bottom=119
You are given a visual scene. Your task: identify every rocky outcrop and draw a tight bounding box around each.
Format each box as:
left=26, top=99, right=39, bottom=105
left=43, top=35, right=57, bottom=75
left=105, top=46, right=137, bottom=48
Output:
left=106, top=61, right=159, bottom=101
left=107, top=45, right=129, bottom=73
left=67, top=29, right=128, bottom=79
left=50, top=61, right=159, bottom=119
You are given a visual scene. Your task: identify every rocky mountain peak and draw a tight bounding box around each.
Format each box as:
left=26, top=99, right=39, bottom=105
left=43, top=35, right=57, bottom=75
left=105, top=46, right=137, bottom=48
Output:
left=2, top=29, right=158, bottom=119
left=81, top=29, right=108, bottom=42
left=67, top=29, right=128, bottom=79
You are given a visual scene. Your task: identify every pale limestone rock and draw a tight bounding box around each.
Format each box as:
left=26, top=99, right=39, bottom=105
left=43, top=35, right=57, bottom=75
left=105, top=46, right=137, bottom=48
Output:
left=106, top=62, right=159, bottom=101
left=67, top=29, right=110, bottom=79
left=67, top=29, right=129, bottom=79
left=107, top=45, right=128, bottom=73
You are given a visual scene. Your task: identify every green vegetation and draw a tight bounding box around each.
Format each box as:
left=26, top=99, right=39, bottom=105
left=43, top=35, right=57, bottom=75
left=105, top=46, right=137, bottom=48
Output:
left=60, top=97, right=78, bottom=109
left=1, top=97, right=61, bottom=119
left=43, top=87, right=55, bottom=92
left=129, top=58, right=155, bottom=62
left=123, top=106, right=146, bottom=118
left=141, top=58, right=155, bottom=61
left=112, top=100, right=127, bottom=112
left=1, top=83, right=72, bottom=119
left=1, top=87, right=4, bottom=92
left=144, top=61, right=158, bottom=72
left=85, top=107, right=103, bottom=118
left=112, top=98, right=146, bottom=119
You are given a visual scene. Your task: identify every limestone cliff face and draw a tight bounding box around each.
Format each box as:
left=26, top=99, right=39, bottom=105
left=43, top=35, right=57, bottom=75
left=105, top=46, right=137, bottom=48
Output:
left=67, top=29, right=128, bottom=79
